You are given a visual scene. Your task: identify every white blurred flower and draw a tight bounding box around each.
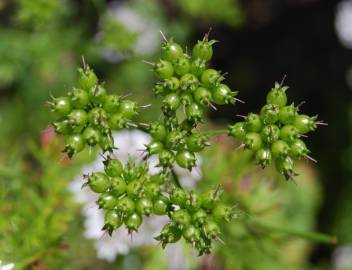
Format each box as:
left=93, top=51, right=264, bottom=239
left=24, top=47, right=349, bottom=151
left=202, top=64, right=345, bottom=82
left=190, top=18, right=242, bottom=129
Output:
left=174, top=155, right=202, bottom=189
left=98, top=1, right=159, bottom=62
left=69, top=129, right=202, bottom=262
left=335, top=0, right=352, bottom=49
left=0, top=261, right=14, bottom=270
left=165, top=244, right=199, bottom=270
left=333, top=245, right=352, bottom=270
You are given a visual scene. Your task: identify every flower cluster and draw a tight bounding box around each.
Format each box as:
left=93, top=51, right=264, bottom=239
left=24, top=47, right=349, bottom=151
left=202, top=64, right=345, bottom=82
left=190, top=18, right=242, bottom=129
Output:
left=49, top=65, right=138, bottom=157
left=228, top=81, right=325, bottom=179
left=0, top=260, right=14, bottom=270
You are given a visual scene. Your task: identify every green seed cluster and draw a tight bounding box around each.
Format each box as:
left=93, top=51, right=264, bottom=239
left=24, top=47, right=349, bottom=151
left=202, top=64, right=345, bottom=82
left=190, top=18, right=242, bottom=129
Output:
left=153, top=35, right=239, bottom=117
left=83, top=156, right=236, bottom=255
left=84, top=158, right=170, bottom=235
left=156, top=186, right=236, bottom=255
left=136, top=34, right=240, bottom=253
left=144, top=118, right=210, bottom=170
left=228, top=82, right=322, bottom=179
left=48, top=33, right=324, bottom=255
left=49, top=66, right=138, bottom=157
left=49, top=51, right=238, bottom=254
left=145, top=34, right=239, bottom=171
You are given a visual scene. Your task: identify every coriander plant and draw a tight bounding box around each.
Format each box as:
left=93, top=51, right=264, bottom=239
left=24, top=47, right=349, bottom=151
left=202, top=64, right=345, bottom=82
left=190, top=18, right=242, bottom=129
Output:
left=48, top=32, right=326, bottom=255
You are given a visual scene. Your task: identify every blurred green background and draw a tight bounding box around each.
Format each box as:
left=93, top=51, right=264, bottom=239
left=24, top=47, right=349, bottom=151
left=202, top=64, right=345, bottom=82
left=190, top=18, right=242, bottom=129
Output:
left=0, top=0, right=351, bottom=269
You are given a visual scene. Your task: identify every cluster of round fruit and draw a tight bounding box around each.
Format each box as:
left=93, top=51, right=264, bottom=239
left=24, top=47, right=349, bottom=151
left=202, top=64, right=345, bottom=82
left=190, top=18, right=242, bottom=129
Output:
left=83, top=156, right=236, bottom=255
left=84, top=157, right=170, bottom=235
left=47, top=33, right=325, bottom=255
left=144, top=119, right=209, bottom=171
left=156, top=186, right=236, bottom=255
left=49, top=66, right=138, bottom=157
left=228, top=82, right=324, bottom=179
left=150, top=33, right=239, bottom=122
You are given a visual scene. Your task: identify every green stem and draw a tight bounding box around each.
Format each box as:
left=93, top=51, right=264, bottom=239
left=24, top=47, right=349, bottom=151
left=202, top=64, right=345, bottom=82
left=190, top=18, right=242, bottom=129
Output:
left=201, top=128, right=228, bottom=136
left=171, top=168, right=182, bottom=188
left=249, top=217, right=337, bottom=245
left=137, top=123, right=150, bottom=133
left=91, top=0, right=106, bottom=15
